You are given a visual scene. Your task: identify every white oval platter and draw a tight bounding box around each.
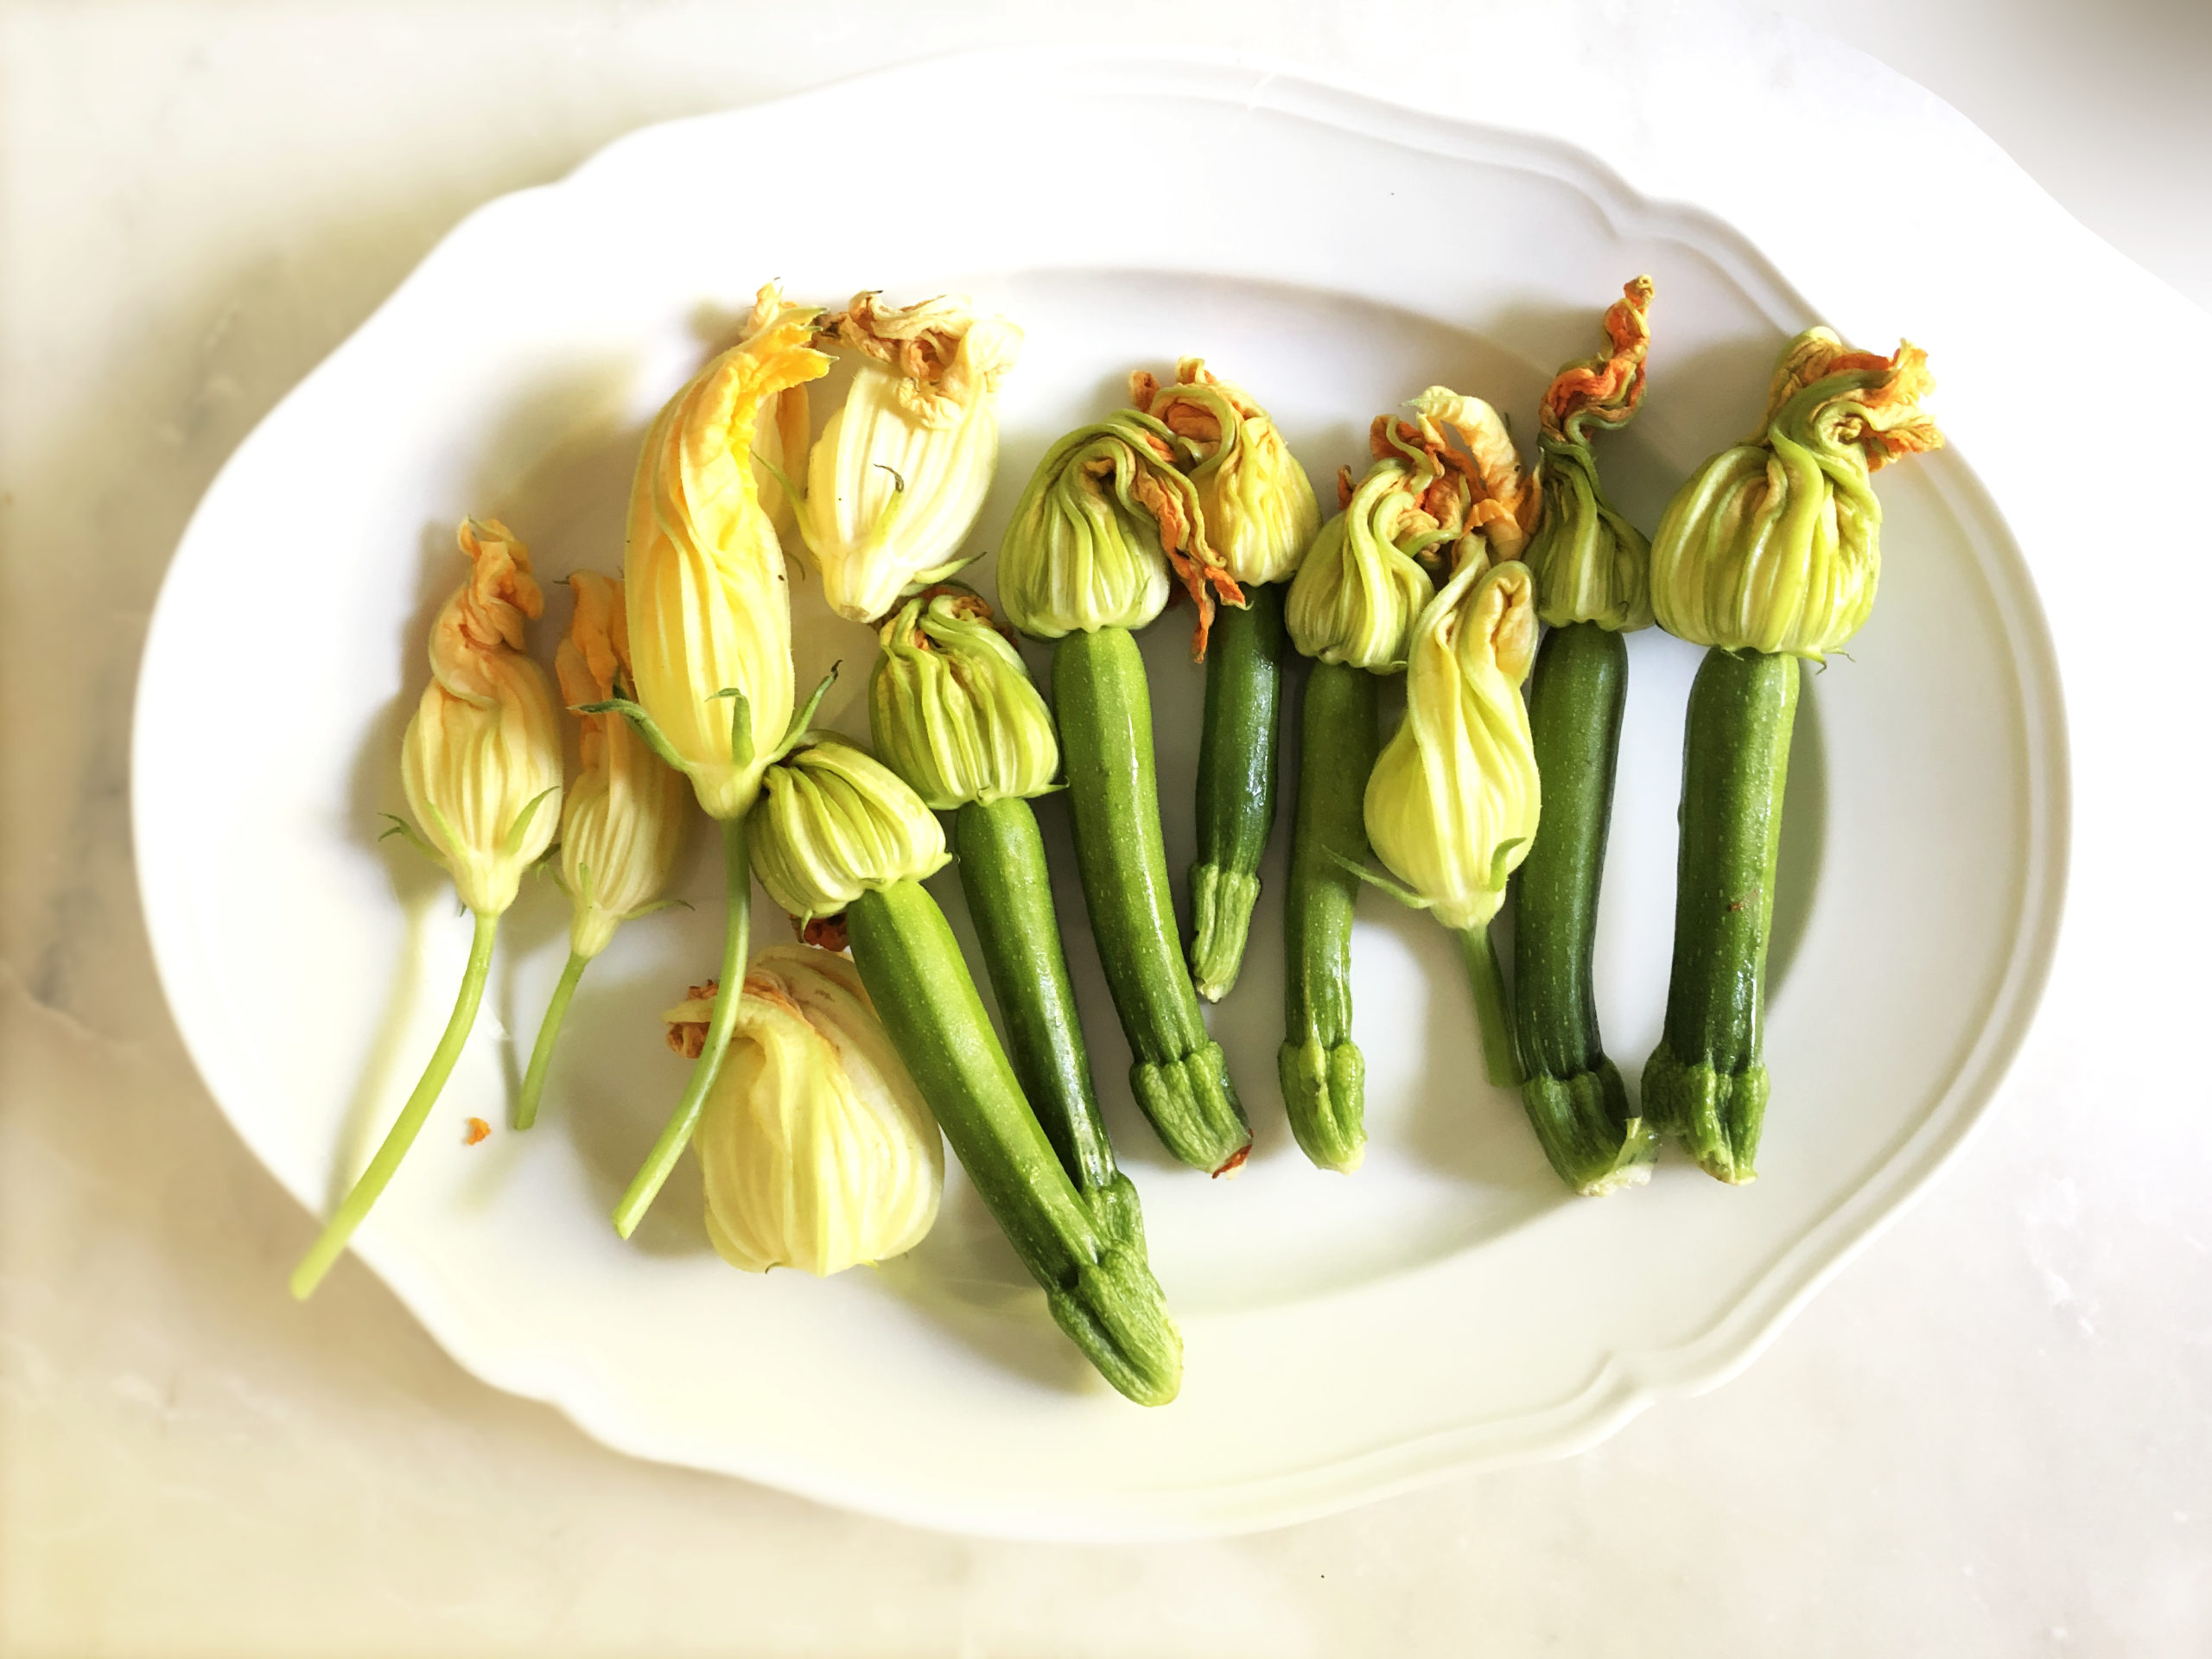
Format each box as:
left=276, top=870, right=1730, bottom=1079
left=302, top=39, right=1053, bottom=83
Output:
left=131, top=54, right=2066, bottom=1540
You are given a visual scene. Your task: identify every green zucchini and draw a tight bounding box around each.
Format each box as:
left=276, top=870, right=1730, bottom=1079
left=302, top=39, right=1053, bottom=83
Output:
left=846, top=879, right=1179, bottom=1405
left=952, top=795, right=1117, bottom=1195
left=1189, top=582, right=1288, bottom=1001
left=1643, top=645, right=1799, bottom=1182
left=1277, top=658, right=1378, bottom=1172
left=1053, top=626, right=1250, bottom=1174
left=1512, top=620, right=1655, bottom=1192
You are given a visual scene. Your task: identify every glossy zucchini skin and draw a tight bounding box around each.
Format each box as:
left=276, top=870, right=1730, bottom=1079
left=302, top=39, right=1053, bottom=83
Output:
left=846, top=880, right=1179, bottom=1405
left=1511, top=620, right=1654, bottom=1193
left=1276, top=658, right=1379, bottom=1173
left=1642, top=645, right=1800, bottom=1183
left=1052, top=626, right=1251, bottom=1174
left=1188, top=583, right=1288, bottom=1001
left=952, top=795, right=1117, bottom=1195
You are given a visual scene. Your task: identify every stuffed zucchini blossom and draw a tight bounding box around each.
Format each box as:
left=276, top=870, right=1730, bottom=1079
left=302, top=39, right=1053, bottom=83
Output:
left=1524, top=276, right=1656, bottom=632
left=624, top=283, right=831, bottom=822
left=1287, top=387, right=1535, bottom=671
left=399, top=517, right=565, bottom=918
left=751, top=736, right=950, bottom=923
left=1364, top=558, right=1541, bottom=933
left=869, top=585, right=1058, bottom=810
left=671, top=946, right=943, bottom=1276
left=1130, top=358, right=1319, bottom=588
left=798, top=293, right=1022, bottom=624
left=996, top=409, right=1239, bottom=650
left=1649, top=327, right=1942, bottom=660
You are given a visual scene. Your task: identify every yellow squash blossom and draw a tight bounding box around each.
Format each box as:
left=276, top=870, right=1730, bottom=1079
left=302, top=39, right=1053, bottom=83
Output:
left=672, top=946, right=944, bottom=1277
left=800, top=293, right=1022, bottom=624
left=624, top=283, right=831, bottom=821
left=1130, top=358, right=1319, bottom=588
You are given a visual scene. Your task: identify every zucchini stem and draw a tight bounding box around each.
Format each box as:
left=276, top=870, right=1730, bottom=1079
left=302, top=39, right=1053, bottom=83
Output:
left=291, top=907, right=499, bottom=1299
left=1457, top=923, right=1525, bottom=1090
left=514, top=950, right=589, bottom=1130
left=1277, top=658, right=1379, bottom=1172
left=613, top=815, right=750, bottom=1236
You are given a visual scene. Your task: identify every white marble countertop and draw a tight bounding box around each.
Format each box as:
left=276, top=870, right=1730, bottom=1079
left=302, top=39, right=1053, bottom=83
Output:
left=3, top=3, right=2208, bottom=1653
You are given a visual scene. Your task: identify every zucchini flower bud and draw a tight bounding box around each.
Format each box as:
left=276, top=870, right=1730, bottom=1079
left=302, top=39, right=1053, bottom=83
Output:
left=799, top=294, right=1022, bottom=624
left=996, top=410, right=1240, bottom=650
left=1525, top=276, right=1656, bottom=632
left=554, top=572, right=688, bottom=960
left=625, top=283, right=831, bottom=820
left=1130, top=359, right=1319, bottom=588
left=673, top=946, right=944, bottom=1276
left=1649, top=328, right=1942, bottom=659
left=1364, top=559, right=1541, bottom=931
left=399, top=517, right=563, bottom=918
left=868, top=585, right=1058, bottom=809
left=752, top=736, right=950, bottom=923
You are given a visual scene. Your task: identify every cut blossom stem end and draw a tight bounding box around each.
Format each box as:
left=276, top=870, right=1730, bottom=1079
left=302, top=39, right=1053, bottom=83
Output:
left=514, top=950, right=592, bottom=1130
left=612, top=815, right=752, bottom=1239
left=291, top=907, right=500, bottom=1300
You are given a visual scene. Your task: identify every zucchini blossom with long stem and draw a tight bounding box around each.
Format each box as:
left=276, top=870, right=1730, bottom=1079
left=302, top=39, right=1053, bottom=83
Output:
left=669, top=946, right=943, bottom=1277
left=798, top=292, right=1022, bottom=624
left=1643, top=328, right=1941, bottom=1182
left=292, top=518, right=562, bottom=1298
left=751, top=732, right=1182, bottom=1406
left=512, top=571, right=688, bottom=1131
left=604, top=284, right=832, bottom=1239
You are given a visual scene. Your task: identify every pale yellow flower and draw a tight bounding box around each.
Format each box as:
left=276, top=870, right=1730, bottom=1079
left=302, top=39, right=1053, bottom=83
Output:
left=674, top=946, right=944, bottom=1276
left=624, top=284, right=830, bottom=820
left=554, top=571, right=688, bottom=960
left=1130, top=359, right=1319, bottom=587
left=398, top=518, right=563, bottom=917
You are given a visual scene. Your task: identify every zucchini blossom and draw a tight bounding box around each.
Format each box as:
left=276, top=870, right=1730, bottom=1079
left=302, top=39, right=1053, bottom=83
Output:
left=1287, top=387, right=1535, bottom=670
left=1364, top=558, right=1541, bottom=931
left=554, top=572, right=688, bottom=960
left=672, top=946, right=943, bottom=1276
left=752, top=735, right=950, bottom=923
left=1524, top=276, right=1656, bottom=632
left=800, top=293, right=1022, bottom=624
left=996, top=410, right=1239, bottom=651
left=1649, top=328, right=1942, bottom=659
left=399, top=518, right=564, bottom=917
left=868, top=585, right=1058, bottom=809
left=625, top=283, right=831, bottom=820
left=1130, top=358, right=1319, bottom=588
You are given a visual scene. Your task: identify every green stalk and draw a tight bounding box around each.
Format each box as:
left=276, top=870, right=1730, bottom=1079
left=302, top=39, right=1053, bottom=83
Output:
left=1188, top=582, right=1287, bottom=1001
left=1458, top=922, right=1524, bottom=1090
left=292, top=908, right=499, bottom=1299
left=1511, top=621, right=1654, bottom=1193
left=1643, top=646, right=1799, bottom=1182
left=514, top=950, right=589, bottom=1130
left=952, top=796, right=1117, bottom=1195
left=1052, top=626, right=1250, bottom=1174
left=1277, top=658, right=1379, bottom=1172
left=613, top=815, right=750, bottom=1236
left=845, top=880, right=1180, bottom=1405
